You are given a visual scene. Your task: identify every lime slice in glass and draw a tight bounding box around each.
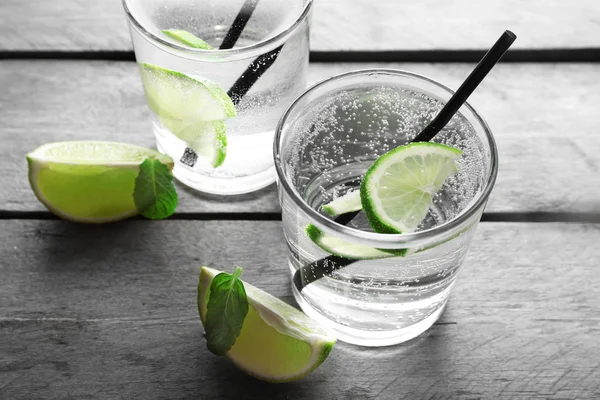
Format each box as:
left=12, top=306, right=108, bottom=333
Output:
left=198, top=267, right=336, bottom=383
left=162, top=29, right=214, bottom=50
left=26, top=141, right=173, bottom=223
left=306, top=224, right=393, bottom=260
left=139, top=63, right=236, bottom=122
left=139, top=63, right=235, bottom=166
left=160, top=117, right=227, bottom=168
left=361, top=142, right=462, bottom=234
left=322, top=190, right=362, bottom=217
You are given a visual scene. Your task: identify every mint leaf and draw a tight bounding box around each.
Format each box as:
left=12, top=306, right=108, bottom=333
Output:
left=133, top=158, right=178, bottom=219
left=205, top=267, right=249, bottom=356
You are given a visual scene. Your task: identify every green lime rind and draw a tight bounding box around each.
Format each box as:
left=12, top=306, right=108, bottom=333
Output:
left=316, top=341, right=334, bottom=366
left=322, top=190, right=362, bottom=217
left=209, top=120, right=227, bottom=168
left=306, top=224, right=394, bottom=260
left=139, top=63, right=236, bottom=120
left=360, top=142, right=462, bottom=235
left=380, top=247, right=409, bottom=257
left=198, top=267, right=336, bottom=383
left=193, top=120, right=227, bottom=168
left=162, top=29, right=214, bottom=50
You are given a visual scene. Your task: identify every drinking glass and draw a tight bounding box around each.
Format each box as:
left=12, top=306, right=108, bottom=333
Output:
left=123, top=0, right=313, bottom=194
left=274, top=69, right=498, bottom=346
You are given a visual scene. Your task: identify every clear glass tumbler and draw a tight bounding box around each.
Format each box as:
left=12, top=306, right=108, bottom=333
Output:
left=274, top=69, right=498, bottom=346
left=123, top=0, right=313, bottom=194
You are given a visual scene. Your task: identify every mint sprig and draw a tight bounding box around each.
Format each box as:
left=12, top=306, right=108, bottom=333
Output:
left=133, top=158, right=178, bottom=219
left=205, top=267, right=249, bottom=356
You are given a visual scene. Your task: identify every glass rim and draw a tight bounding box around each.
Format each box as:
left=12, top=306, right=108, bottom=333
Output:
left=274, top=68, right=499, bottom=247
left=122, top=0, right=313, bottom=57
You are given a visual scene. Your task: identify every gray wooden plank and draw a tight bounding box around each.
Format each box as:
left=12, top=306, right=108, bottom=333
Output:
left=1, top=61, right=599, bottom=215
left=0, top=0, right=599, bottom=52
left=0, top=220, right=599, bottom=398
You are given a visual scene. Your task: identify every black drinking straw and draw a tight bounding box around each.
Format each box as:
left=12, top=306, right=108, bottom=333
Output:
left=293, top=30, right=517, bottom=292
left=220, top=0, right=284, bottom=105
left=182, top=0, right=281, bottom=164
left=220, top=0, right=260, bottom=50
left=227, top=45, right=283, bottom=105
left=413, top=30, right=517, bottom=143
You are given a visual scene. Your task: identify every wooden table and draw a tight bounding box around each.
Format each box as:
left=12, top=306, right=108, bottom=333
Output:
left=1, top=1, right=599, bottom=398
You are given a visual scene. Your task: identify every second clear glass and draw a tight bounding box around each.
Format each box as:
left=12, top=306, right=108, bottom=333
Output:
left=123, top=0, right=313, bottom=194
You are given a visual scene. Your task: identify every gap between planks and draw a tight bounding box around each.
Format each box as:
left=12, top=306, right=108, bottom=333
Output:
left=0, top=316, right=458, bottom=327
left=1, top=48, right=600, bottom=63
left=0, top=211, right=599, bottom=223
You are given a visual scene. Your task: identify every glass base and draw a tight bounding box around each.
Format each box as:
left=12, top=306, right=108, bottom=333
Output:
left=156, top=141, right=276, bottom=195
left=292, top=283, right=447, bottom=347
left=171, top=162, right=276, bottom=195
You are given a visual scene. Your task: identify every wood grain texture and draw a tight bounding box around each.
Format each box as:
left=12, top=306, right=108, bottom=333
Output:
left=1, top=61, right=599, bottom=215
left=0, top=220, right=599, bottom=399
left=1, top=0, right=600, bottom=51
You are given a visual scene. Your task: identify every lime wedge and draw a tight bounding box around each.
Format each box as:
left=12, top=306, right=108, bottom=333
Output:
left=26, top=141, right=173, bottom=223
left=162, top=29, right=214, bottom=50
left=322, top=190, right=362, bottom=217
left=198, top=267, right=336, bottom=383
left=361, top=142, right=462, bottom=234
left=139, top=63, right=236, bottom=122
left=139, top=63, right=235, bottom=166
left=306, top=224, right=392, bottom=260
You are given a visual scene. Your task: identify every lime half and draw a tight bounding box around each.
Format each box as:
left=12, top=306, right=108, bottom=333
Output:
left=162, top=29, right=214, bottom=50
left=198, top=267, right=336, bottom=383
left=26, top=141, right=173, bottom=223
left=361, top=142, right=462, bottom=234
